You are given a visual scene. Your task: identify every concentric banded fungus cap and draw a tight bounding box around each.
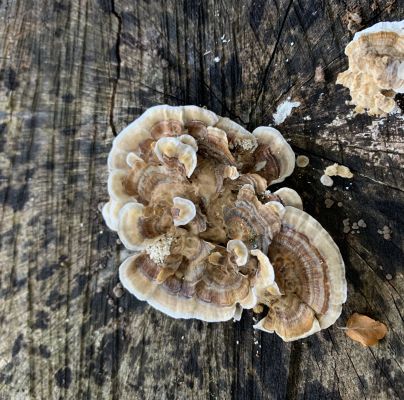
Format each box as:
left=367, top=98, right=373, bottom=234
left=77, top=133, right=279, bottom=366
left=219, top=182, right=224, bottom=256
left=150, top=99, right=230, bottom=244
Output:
left=223, top=184, right=285, bottom=254
left=103, top=105, right=218, bottom=231
left=103, top=105, right=346, bottom=338
left=336, top=21, right=404, bottom=115
left=102, top=200, right=126, bottom=231
left=123, top=164, right=194, bottom=206
left=215, top=117, right=258, bottom=153
left=119, top=247, right=257, bottom=321
left=250, top=127, right=295, bottom=185
left=263, top=188, right=303, bottom=210
left=117, top=202, right=173, bottom=251
left=154, top=136, right=197, bottom=177
left=254, top=206, right=347, bottom=341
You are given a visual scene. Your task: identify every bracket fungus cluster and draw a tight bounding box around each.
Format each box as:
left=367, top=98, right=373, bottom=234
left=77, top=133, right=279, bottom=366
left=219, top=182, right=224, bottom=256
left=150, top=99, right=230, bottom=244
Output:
left=337, top=21, right=404, bottom=115
left=103, top=105, right=347, bottom=341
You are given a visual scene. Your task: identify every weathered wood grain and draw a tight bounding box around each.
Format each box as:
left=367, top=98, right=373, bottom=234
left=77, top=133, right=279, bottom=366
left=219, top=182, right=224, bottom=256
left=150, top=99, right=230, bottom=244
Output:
left=0, top=1, right=403, bottom=399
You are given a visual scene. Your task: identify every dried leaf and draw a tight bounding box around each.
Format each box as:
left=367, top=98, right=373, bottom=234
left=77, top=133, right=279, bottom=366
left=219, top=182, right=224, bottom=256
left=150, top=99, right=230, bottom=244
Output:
left=345, top=313, right=387, bottom=346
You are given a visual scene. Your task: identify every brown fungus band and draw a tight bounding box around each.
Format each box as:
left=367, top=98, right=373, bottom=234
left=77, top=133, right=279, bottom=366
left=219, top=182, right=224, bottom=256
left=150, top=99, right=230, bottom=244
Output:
left=103, top=105, right=347, bottom=341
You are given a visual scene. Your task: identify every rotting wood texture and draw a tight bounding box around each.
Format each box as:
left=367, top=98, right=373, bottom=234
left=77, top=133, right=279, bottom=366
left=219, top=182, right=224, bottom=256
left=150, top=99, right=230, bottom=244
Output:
left=0, top=1, right=403, bottom=399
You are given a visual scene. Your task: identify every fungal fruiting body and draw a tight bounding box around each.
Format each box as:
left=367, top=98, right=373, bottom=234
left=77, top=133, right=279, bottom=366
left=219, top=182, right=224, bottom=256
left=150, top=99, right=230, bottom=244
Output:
left=337, top=21, right=404, bottom=115
left=103, top=105, right=347, bottom=341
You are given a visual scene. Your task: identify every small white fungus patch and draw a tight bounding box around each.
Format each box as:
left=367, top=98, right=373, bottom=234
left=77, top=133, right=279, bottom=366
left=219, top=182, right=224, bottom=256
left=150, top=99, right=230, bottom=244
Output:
left=273, top=99, right=301, bottom=125
left=296, top=155, right=309, bottom=168
left=324, top=163, right=354, bottom=178
left=320, top=174, right=334, bottom=187
left=237, top=137, right=257, bottom=151
left=378, top=225, right=392, bottom=240
left=145, top=234, right=174, bottom=265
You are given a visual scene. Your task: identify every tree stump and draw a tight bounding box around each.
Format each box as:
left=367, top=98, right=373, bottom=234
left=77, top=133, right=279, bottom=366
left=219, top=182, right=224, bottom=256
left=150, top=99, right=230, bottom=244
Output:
left=0, top=1, right=403, bottom=399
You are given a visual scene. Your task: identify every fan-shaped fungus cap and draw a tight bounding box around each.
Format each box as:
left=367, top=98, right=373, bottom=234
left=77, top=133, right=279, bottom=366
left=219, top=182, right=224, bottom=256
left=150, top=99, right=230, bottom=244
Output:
left=251, top=127, right=295, bottom=185
left=186, top=122, right=236, bottom=166
left=234, top=173, right=268, bottom=195
left=117, top=202, right=149, bottom=251
left=103, top=105, right=345, bottom=339
left=254, top=206, right=347, bottom=341
left=104, top=105, right=218, bottom=225
left=123, top=164, right=194, bottom=207
left=263, top=188, right=303, bottom=210
left=102, top=200, right=126, bottom=231
left=108, top=170, right=134, bottom=202
left=119, top=247, right=257, bottom=321
left=117, top=202, right=172, bottom=251
left=215, top=117, right=258, bottom=152
left=172, top=197, right=196, bottom=226
left=150, top=119, right=183, bottom=140
left=224, top=184, right=285, bottom=253
left=154, top=136, right=198, bottom=177
left=227, top=239, right=249, bottom=266
left=250, top=249, right=281, bottom=296
left=336, top=21, right=404, bottom=115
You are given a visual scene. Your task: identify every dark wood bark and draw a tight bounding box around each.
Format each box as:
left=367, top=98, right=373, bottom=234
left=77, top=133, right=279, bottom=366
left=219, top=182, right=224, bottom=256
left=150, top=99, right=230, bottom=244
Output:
left=0, top=1, right=403, bottom=399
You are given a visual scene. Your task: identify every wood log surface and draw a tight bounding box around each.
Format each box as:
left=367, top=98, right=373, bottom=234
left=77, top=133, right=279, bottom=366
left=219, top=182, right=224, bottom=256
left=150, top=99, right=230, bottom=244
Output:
left=0, top=1, right=403, bottom=399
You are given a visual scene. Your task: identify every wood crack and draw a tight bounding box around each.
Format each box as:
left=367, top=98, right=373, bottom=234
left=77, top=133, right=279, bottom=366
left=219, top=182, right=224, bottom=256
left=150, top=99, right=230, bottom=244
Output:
left=345, top=351, right=367, bottom=393
left=200, top=80, right=248, bottom=126
left=285, top=341, right=302, bottom=400
left=390, top=293, right=404, bottom=323
left=109, top=0, right=122, bottom=136
left=247, top=0, right=294, bottom=127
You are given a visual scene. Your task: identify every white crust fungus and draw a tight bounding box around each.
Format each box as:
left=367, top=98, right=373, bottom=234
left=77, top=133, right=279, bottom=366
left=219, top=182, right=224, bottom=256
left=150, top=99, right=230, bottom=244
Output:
left=320, top=174, right=334, bottom=187
left=324, top=163, right=354, bottom=179
left=337, top=21, right=404, bottom=115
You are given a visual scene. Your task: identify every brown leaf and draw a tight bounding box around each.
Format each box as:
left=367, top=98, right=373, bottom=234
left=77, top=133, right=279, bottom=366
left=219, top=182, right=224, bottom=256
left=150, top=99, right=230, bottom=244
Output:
left=345, top=313, right=388, bottom=346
